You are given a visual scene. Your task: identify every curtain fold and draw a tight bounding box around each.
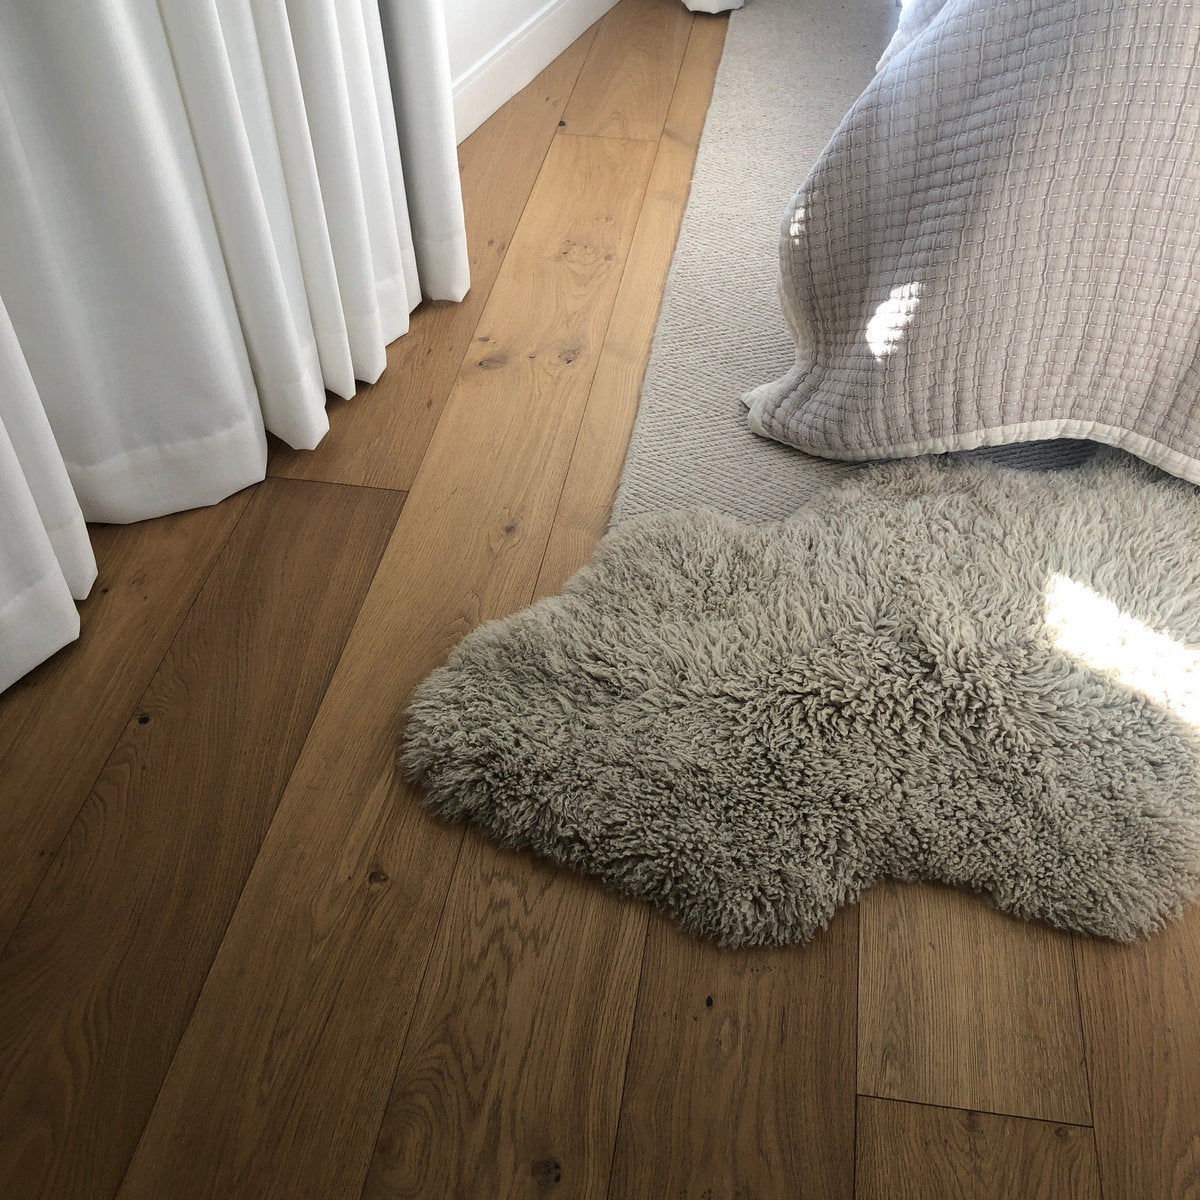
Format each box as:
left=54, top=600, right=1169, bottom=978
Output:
left=0, top=294, right=96, bottom=693
left=0, top=0, right=468, bottom=692
left=377, top=0, right=470, bottom=290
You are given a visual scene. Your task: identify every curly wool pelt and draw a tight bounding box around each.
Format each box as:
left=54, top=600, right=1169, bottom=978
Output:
left=401, top=452, right=1200, bottom=947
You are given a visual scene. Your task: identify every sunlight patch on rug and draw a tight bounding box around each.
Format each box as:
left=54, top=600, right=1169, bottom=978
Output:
left=402, top=453, right=1200, bottom=947
left=1045, top=573, right=1200, bottom=729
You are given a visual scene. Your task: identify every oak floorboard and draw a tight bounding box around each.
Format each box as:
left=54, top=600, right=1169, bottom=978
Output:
left=857, top=882, right=1091, bottom=1125
left=0, top=478, right=403, bottom=1200
left=0, top=493, right=251, bottom=952
left=361, top=832, right=648, bottom=1200
left=607, top=910, right=858, bottom=1200
left=536, top=13, right=728, bottom=598
left=113, top=133, right=657, bottom=1200
left=855, top=1097, right=1101, bottom=1200
left=356, top=26, right=731, bottom=1198
left=5, top=6, right=1179, bottom=1198
left=267, top=26, right=597, bottom=491
left=1075, top=910, right=1200, bottom=1200
left=562, top=0, right=696, bottom=142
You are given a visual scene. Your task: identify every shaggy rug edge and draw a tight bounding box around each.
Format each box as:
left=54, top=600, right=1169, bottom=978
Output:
left=401, top=455, right=1200, bottom=948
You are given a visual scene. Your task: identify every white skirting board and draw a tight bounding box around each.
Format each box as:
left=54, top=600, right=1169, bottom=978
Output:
left=451, top=0, right=620, bottom=143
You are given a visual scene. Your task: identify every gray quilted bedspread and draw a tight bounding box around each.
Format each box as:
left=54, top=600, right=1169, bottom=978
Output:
left=745, top=0, right=1200, bottom=482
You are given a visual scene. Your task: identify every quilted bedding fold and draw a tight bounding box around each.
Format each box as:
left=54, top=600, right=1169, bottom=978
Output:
left=745, top=0, right=1200, bottom=482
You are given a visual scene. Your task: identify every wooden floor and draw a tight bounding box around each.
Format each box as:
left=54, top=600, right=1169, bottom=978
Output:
left=2, top=1, right=1198, bottom=1196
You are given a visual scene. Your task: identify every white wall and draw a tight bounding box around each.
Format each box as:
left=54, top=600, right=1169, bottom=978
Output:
left=442, top=0, right=620, bottom=142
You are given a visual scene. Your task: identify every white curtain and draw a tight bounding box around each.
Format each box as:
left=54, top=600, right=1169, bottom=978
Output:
left=0, top=0, right=469, bottom=692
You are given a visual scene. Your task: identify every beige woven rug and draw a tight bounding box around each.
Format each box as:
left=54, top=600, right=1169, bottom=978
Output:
left=612, top=0, right=1096, bottom=525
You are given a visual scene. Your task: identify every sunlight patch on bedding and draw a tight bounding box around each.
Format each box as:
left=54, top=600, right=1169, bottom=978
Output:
left=865, top=282, right=921, bottom=360
left=1044, top=573, right=1200, bottom=727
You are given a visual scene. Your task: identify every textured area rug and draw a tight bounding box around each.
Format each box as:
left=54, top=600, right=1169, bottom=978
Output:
left=612, top=0, right=1097, bottom=525
left=404, top=454, right=1200, bottom=946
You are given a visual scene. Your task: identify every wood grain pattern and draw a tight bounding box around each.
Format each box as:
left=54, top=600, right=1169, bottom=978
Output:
left=8, top=7, right=1186, bottom=1199
left=562, top=0, right=695, bottom=141
left=1075, top=909, right=1200, bottom=1200
left=857, top=883, right=1091, bottom=1125
left=536, top=14, right=727, bottom=598
left=362, top=832, right=648, bottom=1200
left=359, top=33, right=732, bottom=1198
left=114, top=134, right=657, bottom=1200
left=267, top=26, right=597, bottom=491
left=856, top=1098, right=1101, bottom=1200
left=607, top=910, right=858, bottom=1200
left=0, top=494, right=251, bottom=952
left=0, top=479, right=402, bottom=1200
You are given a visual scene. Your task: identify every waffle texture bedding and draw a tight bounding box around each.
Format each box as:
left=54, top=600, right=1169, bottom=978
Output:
left=745, top=0, right=1200, bottom=481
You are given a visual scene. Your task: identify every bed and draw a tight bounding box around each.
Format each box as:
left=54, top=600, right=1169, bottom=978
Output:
left=743, top=0, right=1200, bottom=484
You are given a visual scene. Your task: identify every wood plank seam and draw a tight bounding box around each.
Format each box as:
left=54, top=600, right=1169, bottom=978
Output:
left=521, top=128, right=658, bottom=600
left=652, top=17, right=706, bottom=149
left=531, top=15, right=729, bottom=604
left=554, top=22, right=600, bottom=133
left=487, top=25, right=604, bottom=279
left=852, top=1064, right=860, bottom=1200
left=530, top=18, right=700, bottom=569
left=1088, top=1123, right=1108, bottom=1200
left=112, top=480, right=414, bottom=1103
left=1067, top=933, right=1098, bottom=1129
left=470, top=126, right=566, bottom=346
left=856, top=883, right=1092, bottom=1125
left=852, top=874, right=862, bottom=1200
left=856, top=1095, right=1103, bottom=1200
left=561, top=0, right=695, bottom=142
left=1068, top=933, right=1110, bottom=1200
left=854, top=1092, right=1096, bottom=1131
left=310, top=481, right=409, bottom=496
left=602, top=928, right=654, bottom=1200
left=266, top=26, right=599, bottom=493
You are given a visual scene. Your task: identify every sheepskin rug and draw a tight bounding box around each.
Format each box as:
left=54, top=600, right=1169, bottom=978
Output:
left=402, top=452, right=1200, bottom=946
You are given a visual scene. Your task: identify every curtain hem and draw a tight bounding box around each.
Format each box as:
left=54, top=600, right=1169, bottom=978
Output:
left=67, top=412, right=268, bottom=524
